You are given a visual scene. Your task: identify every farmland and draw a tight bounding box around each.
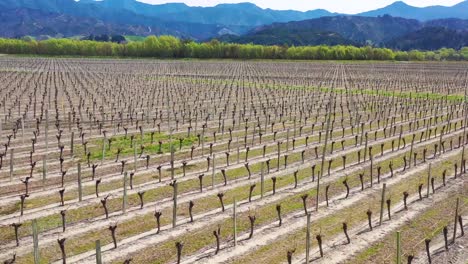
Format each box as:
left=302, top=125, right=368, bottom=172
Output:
left=0, top=57, right=467, bottom=264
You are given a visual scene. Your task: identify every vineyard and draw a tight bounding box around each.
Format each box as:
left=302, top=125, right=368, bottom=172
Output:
left=0, top=58, right=467, bottom=264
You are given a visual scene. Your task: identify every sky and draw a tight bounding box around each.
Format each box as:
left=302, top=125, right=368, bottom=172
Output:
left=137, top=0, right=465, bottom=13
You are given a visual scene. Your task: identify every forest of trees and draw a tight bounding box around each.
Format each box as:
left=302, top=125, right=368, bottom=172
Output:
left=0, top=36, right=467, bottom=61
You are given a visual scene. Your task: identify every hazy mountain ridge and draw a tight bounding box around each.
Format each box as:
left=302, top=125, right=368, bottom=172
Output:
left=0, top=0, right=251, bottom=39
left=218, top=15, right=468, bottom=50
left=358, top=1, right=468, bottom=21
left=77, top=0, right=468, bottom=25
left=0, top=7, right=156, bottom=39
left=220, top=15, right=468, bottom=50
left=79, top=0, right=338, bottom=27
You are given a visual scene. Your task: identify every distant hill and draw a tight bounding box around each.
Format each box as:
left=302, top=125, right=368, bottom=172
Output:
left=79, top=0, right=468, bottom=26
left=218, top=15, right=416, bottom=46
left=0, top=0, right=250, bottom=39
left=0, top=7, right=152, bottom=39
left=85, top=0, right=338, bottom=27
left=217, top=15, right=468, bottom=50
left=387, top=27, right=468, bottom=50
left=0, top=0, right=332, bottom=38
left=358, top=1, right=468, bottom=21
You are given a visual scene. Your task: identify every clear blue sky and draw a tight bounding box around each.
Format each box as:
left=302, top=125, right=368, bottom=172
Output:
left=138, top=0, right=464, bottom=13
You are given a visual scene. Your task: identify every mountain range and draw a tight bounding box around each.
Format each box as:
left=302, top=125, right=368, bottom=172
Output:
left=220, top=15, right=468, bottom=50
left=0, top=0, right=467, bottom=50
left=359, top=1, right=468, bottom=21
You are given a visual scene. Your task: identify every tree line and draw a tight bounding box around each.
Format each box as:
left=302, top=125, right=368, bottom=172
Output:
left=0, top=36, right=467, bottom=61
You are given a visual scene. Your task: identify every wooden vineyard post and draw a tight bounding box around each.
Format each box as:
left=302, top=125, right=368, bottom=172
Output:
left=42, top=156, right=47, bottom=189
left=201, top=127, right=205, bottom=155
left=77, top=162, right=82, bottom=202
left=233, top=197, right=237, bottom=247
left=396, top=231, right=401, bottom=264
left=370, top=154, right=374, bottom=187
left=123, top=172, right=128, bottom=214
left=32, top=219, right=39, bottom=264
left=363, top=133, right=368, bottom=161
left=463, top=90, right=468, bottom=147
left=379, top=184, right=386, bottom=226
left=306, top=213, right=311, bottom=263
left=237, top=136, right=240, bottom=164
left=439, top=126, right=444, bottom=156
left=134, top=142, right=137, bottom=172
left=101, top=137, right=106, bottom=165
left=277, top=142, right=281, bottom=172
left=260, top=162, right=264, bottom=199
left=212, top=154, right=216, bottom=188
left=222, top=119, right=225, bottom=137
left=316, top=95, right=333, bottom=212
left=171, top=131, right=175, bottom=180
left=70, top=132, right=74, bottom=157
left=9, top=148, right=13, bottom=181
left=409, top=136, right=414, bottom=169
left=172, top=181, right=178, bottom=228
left=360, top=123, right=365, bottom=145
left=21, top=117, right=24, bottom=144
left=45, top=109, right=49, bottom=152
left=461, top=146, right=465, bottom=175
left=95, top=240, right=102, bottom=264
left=453, top=197, right=459, bottom=243
left=426, top=163, right=431, bottom=198
left=68, top=112, right=72, bottom=132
